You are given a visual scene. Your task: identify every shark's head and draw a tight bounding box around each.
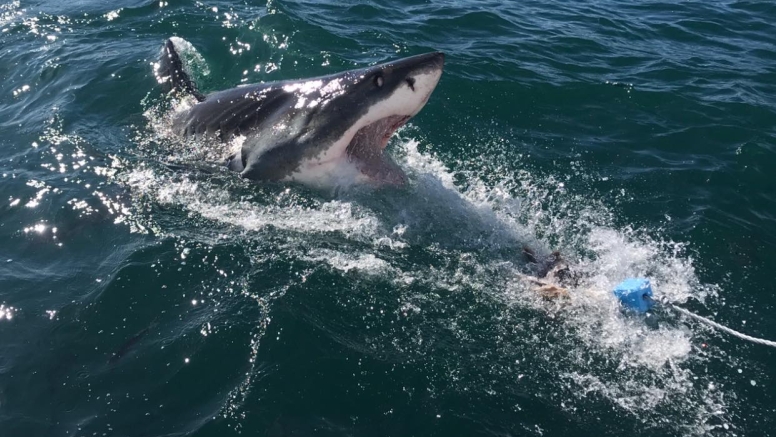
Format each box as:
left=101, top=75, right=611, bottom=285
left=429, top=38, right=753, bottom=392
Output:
left=158, top=38, right=445, bottom=187
left=285, top=52, right=445, bottom=186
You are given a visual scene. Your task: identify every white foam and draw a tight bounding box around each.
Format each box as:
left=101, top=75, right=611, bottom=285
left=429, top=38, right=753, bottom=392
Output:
left=124, top=168, right=382, bottom=239
left=392, top=136, right=729, bottom=433
left=303, top=248, right=393, bottom=276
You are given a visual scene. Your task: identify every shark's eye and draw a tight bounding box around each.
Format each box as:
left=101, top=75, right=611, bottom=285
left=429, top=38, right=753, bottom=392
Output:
left=373, top=74, right=384, bottom=88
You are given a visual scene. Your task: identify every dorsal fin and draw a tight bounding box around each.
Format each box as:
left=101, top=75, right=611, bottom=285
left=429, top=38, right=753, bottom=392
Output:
left=157, top=38, right=206, bottom=102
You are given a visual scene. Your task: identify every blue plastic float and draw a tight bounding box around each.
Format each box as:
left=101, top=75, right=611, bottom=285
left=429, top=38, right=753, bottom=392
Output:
left=609, top=277, right=776, bottom=348
left=613, top=278, right=654, bottom=313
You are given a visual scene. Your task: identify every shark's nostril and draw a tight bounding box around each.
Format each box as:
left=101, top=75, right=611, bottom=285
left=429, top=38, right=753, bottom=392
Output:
left=405, top=77, right=416, bottom=91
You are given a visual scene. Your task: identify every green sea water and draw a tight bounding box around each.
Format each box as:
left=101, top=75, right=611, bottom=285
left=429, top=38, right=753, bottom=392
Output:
left=1, top=0, right=775, bottom=436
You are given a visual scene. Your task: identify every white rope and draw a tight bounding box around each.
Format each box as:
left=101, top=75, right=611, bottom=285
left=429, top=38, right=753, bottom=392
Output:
left=668, top=303, right=776, bottom=349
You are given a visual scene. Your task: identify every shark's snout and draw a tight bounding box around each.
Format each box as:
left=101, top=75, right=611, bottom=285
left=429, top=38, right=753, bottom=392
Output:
left=404, top=54, right=444, bottom=114
left=425, top=52, right=445, bottom=71
left=395, top=51, right=445, bottom=74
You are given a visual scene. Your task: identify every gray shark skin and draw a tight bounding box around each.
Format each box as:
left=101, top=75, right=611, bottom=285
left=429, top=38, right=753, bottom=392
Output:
left=156, top=37, right=444, bottom=187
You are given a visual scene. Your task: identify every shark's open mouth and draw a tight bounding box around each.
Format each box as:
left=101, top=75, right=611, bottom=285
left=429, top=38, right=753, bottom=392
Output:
left=345, top=115, right=411, bottom=185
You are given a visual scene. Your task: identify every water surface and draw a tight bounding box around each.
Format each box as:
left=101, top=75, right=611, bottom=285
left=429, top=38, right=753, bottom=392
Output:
left=1, top=0, right=775, bottom=435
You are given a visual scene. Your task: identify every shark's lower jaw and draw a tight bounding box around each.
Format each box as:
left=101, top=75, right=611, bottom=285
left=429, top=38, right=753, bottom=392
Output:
left=345, top=115, right=411, bottom=186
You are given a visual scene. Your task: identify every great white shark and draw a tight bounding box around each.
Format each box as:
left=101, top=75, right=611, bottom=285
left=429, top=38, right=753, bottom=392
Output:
left=155, top=37, right=444, bottom=186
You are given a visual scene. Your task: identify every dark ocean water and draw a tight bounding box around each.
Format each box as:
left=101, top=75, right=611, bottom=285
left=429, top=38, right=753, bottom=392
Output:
left=1, top=0, right=775, bottom=435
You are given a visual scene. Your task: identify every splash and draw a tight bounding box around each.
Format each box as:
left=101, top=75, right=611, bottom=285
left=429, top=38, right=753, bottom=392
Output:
left=124, top=95, right=734, bottom=434
left=395, top=139, right=730, bottom=434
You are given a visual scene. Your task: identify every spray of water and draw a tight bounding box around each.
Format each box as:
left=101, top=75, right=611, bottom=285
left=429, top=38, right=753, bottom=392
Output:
left=117, top=90, right=737, bottom=434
